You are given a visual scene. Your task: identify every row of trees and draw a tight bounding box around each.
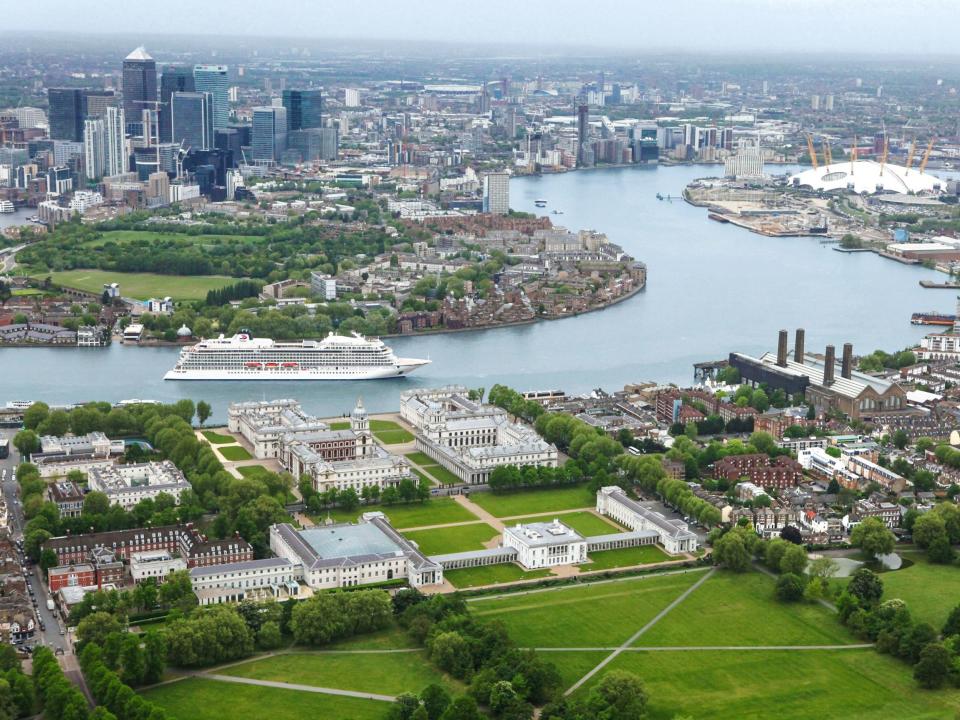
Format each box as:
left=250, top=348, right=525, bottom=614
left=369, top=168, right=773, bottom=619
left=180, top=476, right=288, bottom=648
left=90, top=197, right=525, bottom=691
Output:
left=77, top=629, right=165, bottom=688
left=488, top=385, right=546, bottom=425
left=488, top=464, right=584, bottom=493
left=32, top=646, right=105, bottom=720
left=299, top=475, right=431, bottom=514
left=204, top=279, right=263, bottom=306
left=617, top=454, right=723, bottom=526
left=0, top=646, right=34, bottom=720
left=79, top=643, right=171, bottom=720
left=912, top=503, right=960, bottom=564
left=290, top=590, right=393, bottom=646
left=69, top=572, right=195, bottom=626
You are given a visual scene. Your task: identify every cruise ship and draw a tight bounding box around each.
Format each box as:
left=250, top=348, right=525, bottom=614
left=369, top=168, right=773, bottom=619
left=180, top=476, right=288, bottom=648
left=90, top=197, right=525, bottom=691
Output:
left=164, top=332, right=430, bottom=381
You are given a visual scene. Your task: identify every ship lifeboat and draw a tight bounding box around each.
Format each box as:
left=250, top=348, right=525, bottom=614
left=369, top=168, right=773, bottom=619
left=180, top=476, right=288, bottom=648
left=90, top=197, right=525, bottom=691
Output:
left=244, top=362, right=261, bottom=368
left=264, top=362, right=279, bottom=368
left=282, top=362, right=298, bottom=367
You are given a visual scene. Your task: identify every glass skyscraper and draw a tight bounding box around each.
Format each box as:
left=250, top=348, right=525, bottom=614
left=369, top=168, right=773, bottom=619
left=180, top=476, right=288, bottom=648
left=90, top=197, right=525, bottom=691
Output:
left=171, top=91, right=214, bottom=151
left=194, top=65, right=230, bottom=130
left=159, top=66, right=195, bottom=143
left=48, top=88, right=84, bottom=141
left=122, top=47, right=157, bottom=117
left=251, top=106, right=287, bottom=162
left=282, top=89, right=323, bottom=130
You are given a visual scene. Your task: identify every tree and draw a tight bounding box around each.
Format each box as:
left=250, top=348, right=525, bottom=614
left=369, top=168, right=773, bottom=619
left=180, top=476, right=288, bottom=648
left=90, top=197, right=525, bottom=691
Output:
left=776, top=572, right=806, bottom=602
left=779, top=543, right=808, bottom=575
left=77, top=612, right=124, bottom=647
left=83, top=491, right=111, bottom=517
left=12, top=430, right=39, bottom=458
left=428, top=631, right=473, bottom=679
left=943, top=604, right=960, bottom=639
left=765, top=538, right=789, bottom=570
left=913, top=513, right=948, bottom=550
left=712, top=530, right=752, bottom=572
left=440, top=696, right=482, bottom=720
left=927, top=535, right=956, bottom=565
left=119, top=634, right=146, bottom=686
left=780, top=525, right=803, bottom=545
left=420, top=684, right=451, bottom=720
left=585, top=670, right=648, bottom=720
left=389, top=693, right=422, bottom=720
left=142, top=632, right=166, bottom=685
left=22, top=402, right=49, bottom=430
left=257, top=621, right=283, bottom=650
left=850, top=517, right=895, bottom=558
left=196, top=401, right=212, bottom=427
left=914, top=643, right=951, bottom=689
left=847, top=568, right=884, bottom=607
left=892, top=429, right=909, bottom=450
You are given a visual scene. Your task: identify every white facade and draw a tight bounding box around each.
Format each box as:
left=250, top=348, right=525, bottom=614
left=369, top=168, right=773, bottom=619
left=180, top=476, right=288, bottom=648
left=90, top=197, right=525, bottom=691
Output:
left=87, top=460, right=191, bottom=510
left=596, top=487, right=698, bottom=554
left=502, top=519, right=588, bottom=569
left=104, top=106, right=127, bottom=178
left=483, top=172, right=510, bottom=215
left=83, top=118, right=106, bottom=180
left=309, top=272, right=337, bottom=300
left=130, top=551, right=187, bottom=583
left=190, top=558, right=299, bottom=605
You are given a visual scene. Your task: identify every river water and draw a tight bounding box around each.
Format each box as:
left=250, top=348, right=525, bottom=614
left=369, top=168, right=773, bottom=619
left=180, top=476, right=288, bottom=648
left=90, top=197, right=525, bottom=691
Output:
left=0, top=165, right=949, bottom=421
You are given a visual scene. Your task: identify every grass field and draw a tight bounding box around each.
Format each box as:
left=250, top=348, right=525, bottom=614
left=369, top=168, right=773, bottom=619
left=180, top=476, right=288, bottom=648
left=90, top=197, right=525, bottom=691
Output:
left=515, top=511, right=620, bottom=537
left=329, top=421, right=350, bottom=430
left=469, top=484, right=596, bottom=518
left=201, top=430, right=235, bottom=444
left=636, top=570, right=852, bottom=647
left=89, top=230, right=261, bottom=248
left=325, top=627, right=419, bottom=650
left=402, top=522, right=499, bottom=555
left=38, top=269, right=235, bottom=301
left=312, top=498, right=475, bottom=528
left=370, top=419, right=414, bottom=444
left=11, top=288, right=44, bottom=296
left=879, top=552, right=960, bottom=629
left=405, top=452, right=436, bottom=466
left=579, top=544, right=672, bottom=571
left=222, top=651, right=458, bottom=695
left=143, top=678, right=389, bottom=720
left=584, top=648, right=960, bottom=720
left=471, top=570, right=706, bottom=648
left=218, top=445, right=253, bottom=461
left=445, top=564, right=554, bottom=589
left=423, top=464, right=461, bottom=485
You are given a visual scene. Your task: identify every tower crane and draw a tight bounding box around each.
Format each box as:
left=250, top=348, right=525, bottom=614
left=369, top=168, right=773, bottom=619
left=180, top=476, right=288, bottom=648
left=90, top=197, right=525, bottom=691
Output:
left=806, top=134, right=818, bottom=169
left=920, top=137, right=936, bottom=174
left=905, top=138, right=917, bottom=173
left=850, top=135, right=857, bottom=175
left=822, top=137, right=833, bottom=166
left=879, top=134, right=889, bottom=176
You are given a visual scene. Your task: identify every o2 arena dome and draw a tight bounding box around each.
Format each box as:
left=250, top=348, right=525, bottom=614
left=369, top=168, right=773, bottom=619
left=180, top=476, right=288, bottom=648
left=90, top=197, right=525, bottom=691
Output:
left=789, top=160, right=942, bottom=195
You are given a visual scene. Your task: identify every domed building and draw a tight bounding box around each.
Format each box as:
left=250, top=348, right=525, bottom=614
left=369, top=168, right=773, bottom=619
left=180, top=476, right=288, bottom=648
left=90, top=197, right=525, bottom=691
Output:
left=176, top=324, right=192, bottom=340
left=789, top=160, right=942, bottom=195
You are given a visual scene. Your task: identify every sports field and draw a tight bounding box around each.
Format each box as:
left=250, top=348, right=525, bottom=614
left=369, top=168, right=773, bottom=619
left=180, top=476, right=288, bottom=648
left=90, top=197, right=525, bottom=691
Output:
left=38, top=269, right=235, bottom=300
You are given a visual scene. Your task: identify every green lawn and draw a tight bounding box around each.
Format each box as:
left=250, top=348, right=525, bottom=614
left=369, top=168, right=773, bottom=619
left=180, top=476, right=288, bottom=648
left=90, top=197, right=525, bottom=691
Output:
left=325, top=627, right=419, bottom=651
left=422, top=464, right=461, bottom=485
left=201, top=430, right=235, bottom=444
left=142, top=678, right=389, bottom=720
left=370, top=420, right=414, bottom=445
left=38, top=269, right=235, bottom=301
left=11, top=288, right=44, bottom=296
left=445, top=564, right=554, bottom=589
left=222, top=651, right=458, bottom=695
left=541, top=651, right=609, bottom=689
left=405, top=452, right=436, bottom=466
left=469, top=484, right=596, bottom=518
left=311, top=498, right=476, bottom=528
left=412, top=468, right=435, bottom=486
left=402, top=522, right=499, bottom=555
left=637, top=570, right=852, bottom=647
left=329, top=421, right=350, bottom=430
left=582, top=648, right=960, bottom=720
left=579, top=544, right=672, bottom=571
left=879, top=552, right=960, bottom=629
left=515, top=511, right=621, bottom=537
left=236, top=465, right=273, bottom=479
left=471, top=570, right=706, bottom=648
left=218, top=445, right=253, bottom=461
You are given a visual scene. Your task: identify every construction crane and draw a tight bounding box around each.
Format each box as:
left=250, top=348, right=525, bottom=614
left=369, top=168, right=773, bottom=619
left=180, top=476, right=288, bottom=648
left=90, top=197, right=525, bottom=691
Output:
left=920, top=136, right=936, bottom=174
left=880, top=135, right=889, bottom=176
left=806, top=134, right=818, bottom=169
left=822, top=137, right=833, bottom=166
left=850, top=135, right=857, bottom=175
left=905, top=138, right=917, bottom=173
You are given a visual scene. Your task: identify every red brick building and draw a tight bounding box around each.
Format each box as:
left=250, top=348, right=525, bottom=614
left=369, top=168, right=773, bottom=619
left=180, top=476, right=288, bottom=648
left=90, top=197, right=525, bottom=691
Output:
left=714, top=454, right=804, bottom=491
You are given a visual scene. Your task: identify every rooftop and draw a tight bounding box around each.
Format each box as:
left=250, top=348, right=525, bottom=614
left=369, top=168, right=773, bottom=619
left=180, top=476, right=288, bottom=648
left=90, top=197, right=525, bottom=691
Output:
left=299, top=523, right=405, bottom=560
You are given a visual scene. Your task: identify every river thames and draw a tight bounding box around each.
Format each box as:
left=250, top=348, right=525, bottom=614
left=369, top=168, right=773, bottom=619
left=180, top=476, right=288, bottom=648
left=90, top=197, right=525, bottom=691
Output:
left=0, top=165, right=951, bottom=420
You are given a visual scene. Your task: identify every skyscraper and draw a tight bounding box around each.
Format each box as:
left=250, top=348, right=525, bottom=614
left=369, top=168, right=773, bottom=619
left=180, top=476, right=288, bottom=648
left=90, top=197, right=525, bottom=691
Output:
left=104, top=106, right=127, bottom=177
left=122, top=47, right=157, bottom=118
left=482, top=172, right=510, bottom=215
left=171, top=91, right=214, bottom=151
left=576, top=104, right=589, bottom=167
left=48, top=88, right=84, bottom=141
left=158, top=66, right=195, bottom=143
left=194, top=65, right=229, bottom=130
left=82, top=90, right=117, bottom=119
left=282, top=89, right=323, bottom=130
left=83, top=118, right=106, bottom=179
left=251, top=106, right=287, bottom=162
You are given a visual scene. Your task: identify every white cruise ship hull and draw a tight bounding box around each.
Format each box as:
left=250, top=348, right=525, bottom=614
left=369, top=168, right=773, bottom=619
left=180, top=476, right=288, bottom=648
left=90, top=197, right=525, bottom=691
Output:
left=164, top=359, right=429, bottom=381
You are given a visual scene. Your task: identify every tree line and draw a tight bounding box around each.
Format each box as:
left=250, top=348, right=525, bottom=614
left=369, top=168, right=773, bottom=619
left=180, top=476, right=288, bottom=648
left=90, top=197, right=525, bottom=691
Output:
left=79, top=642, right=170, bottom=720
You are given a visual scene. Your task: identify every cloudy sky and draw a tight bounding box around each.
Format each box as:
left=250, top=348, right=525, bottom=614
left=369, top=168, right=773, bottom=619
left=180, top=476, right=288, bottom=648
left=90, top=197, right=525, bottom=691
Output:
left=5, top=0, right=959, bottom=55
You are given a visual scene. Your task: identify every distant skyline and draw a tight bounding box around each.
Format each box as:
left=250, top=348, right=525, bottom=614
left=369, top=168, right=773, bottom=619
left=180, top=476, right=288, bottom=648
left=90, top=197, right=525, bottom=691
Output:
left=5, top=0, right=960, bottom=56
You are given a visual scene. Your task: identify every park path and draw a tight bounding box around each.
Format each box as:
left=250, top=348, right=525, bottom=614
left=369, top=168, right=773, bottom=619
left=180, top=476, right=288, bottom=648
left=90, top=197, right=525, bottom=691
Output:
left=452, top=495, right=506, bottom=531
left=396, top=519, right=491, bottom=532
left=198, top=673, right=397, bottom=703
left=535, top=643, right=872, bottom=652
left=564, top=567, right=716, bottom=696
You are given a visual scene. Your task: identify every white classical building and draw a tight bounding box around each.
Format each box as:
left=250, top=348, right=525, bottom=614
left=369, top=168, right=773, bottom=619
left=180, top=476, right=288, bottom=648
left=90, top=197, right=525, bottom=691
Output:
left=596, top=487, right=698, bottom=554
left=130, top=551, right=187, bottom=584
left=190, top=558, right=300, bottom=605
left=270, top=512, right=443, bottom=590
left=502, top=519, right=588, bottom=569
left=401, top=386, right=558, bottom=485
left=86, top=460, right=192, bottom=510
left=228, top=399, right=330, bottom=458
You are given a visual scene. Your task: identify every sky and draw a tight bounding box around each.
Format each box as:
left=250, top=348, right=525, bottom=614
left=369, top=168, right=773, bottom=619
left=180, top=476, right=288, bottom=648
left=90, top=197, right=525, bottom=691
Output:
left=4, top=0, right=960, bottom=56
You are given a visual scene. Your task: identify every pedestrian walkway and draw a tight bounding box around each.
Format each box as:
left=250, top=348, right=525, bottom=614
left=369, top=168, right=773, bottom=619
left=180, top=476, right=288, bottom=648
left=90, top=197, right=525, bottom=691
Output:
left=452, top=494, right=505, bottom=531
left=200, top=673, right=397, bottom=703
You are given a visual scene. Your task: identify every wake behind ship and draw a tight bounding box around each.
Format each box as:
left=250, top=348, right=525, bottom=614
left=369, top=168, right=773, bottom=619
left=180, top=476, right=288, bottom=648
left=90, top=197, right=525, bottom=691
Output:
left=163, top=332, right=430, bottom=381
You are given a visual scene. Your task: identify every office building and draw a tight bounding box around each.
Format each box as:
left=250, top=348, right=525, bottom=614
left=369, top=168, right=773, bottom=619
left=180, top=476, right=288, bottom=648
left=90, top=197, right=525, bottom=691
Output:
left=251, top=106, right=287, bottom=162
left=282, top=89, right=323, bottom=130
left=344, top=88, right=361, bottom=107
left=83, top=118, right=106, bottom=179
left=482, top=172, right=510, bottom=214
left=11, top=107, right=46, bottom=129
left=194, top=65, right=230, bottom=129
left=171, top=91, right=214, bottom=151
left=214, top=128, right=242, bottom=166
left=104, top=106, right=127, bottom=177
left=122, top=47, right=157, bottom=118
left=158, top=66, right=195, bottom=143
left=576, top=104, right=589, bottom=167
left=48, top=88, right=84, bottom=141
left=82, top=90, right=116, bottom=119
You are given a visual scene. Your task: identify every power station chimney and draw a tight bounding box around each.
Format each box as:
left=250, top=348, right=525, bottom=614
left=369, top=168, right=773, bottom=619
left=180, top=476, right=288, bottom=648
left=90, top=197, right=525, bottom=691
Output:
left=794, top=328, right=805, bottom=364
left=823, top=345, right=836, bottom=385
left=841, top=343, right=853, bottom=379
left=777, top=329, right=788, bottom=367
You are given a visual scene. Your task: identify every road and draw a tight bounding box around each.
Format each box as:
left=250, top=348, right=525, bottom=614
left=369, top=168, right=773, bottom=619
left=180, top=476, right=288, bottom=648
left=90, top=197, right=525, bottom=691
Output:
left=0, top=428, right=68, bottom=654
left=0, top=244, right=25, bottom=273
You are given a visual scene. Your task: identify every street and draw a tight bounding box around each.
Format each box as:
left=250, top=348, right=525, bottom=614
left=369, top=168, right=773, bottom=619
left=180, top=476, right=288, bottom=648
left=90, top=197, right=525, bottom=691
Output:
left=0, top=428, right=68, bottom=654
